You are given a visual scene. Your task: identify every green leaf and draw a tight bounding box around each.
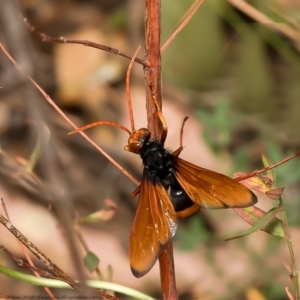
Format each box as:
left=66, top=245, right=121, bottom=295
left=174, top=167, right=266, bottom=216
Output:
left=0, top=264, right=156, bottom=300
left=79, top=209, right=115, bottom=223
left=84, top=252, right=99, bottom=273
left=227, top=206, right=284, bottom=240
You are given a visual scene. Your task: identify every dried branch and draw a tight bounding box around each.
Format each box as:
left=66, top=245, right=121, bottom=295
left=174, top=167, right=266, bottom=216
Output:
left=23, top=17, right=149, bottom=67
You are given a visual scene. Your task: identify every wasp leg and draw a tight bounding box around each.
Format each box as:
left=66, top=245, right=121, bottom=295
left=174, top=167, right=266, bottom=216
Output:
left=153, top=100, right=168, bottom=144
left=130, top=185, right=141, bottom=198
left=172, top=116, right=189, bottom=157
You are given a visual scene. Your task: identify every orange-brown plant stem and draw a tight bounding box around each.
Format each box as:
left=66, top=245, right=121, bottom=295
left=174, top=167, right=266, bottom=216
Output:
left=159, top=242, right=178, bottom=299
left=144, top=0, right=163, bottom=139
left=143, top=1, right=178, bottom=299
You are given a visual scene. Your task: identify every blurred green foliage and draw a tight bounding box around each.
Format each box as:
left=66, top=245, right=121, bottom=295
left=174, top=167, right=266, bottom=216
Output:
left=176, top=217, right=210, bottom=250
left=162, top=0, right=225, bottom=89
left=161, top=0, right=300, bottom=146
left=160, top=2, right=300, bottom=297
left=196, top=98, right=241, bottom=154
left=109, top=7, right=128, bottom=30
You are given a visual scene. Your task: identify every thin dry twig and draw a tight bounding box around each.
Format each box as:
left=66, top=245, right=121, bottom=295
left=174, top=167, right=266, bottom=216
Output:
left=22, top=17, right=149, bottom=68
left=0, top=213, right=80, bottom=290
left=0, top=212, right=118, bottom=299
left=0, top=42, right=140, bottom=187
left=236, top=149, right=300, bottom=182
left=1, top=198, right=56, bottom=298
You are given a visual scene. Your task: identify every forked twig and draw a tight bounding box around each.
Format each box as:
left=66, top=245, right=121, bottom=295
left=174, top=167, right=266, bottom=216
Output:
left=0, top=206, right=118, bottom=298
left=0, top=213, right=80, bottom=290
left=1, top=198, right=56, bottom=298
left=22, top=17, right=149, bottom=68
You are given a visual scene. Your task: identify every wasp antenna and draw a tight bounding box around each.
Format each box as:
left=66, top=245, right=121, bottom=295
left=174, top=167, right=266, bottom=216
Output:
left=68, top=121, right=132, bottom=135
left=126, top=45, right=141, bottom=133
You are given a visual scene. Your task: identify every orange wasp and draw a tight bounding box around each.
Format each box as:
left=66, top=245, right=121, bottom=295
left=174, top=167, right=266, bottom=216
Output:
left=70, top=48, right=258, bottom=278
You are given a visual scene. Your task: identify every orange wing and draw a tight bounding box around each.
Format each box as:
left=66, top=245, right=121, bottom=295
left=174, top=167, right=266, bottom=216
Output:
left=174, top=157, right=257, bottom=209
left=130, top=171, right=178, bottom=278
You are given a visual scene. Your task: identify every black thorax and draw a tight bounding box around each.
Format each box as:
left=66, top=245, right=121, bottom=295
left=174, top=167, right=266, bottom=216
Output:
left=138, top=140, right=194, bottom=213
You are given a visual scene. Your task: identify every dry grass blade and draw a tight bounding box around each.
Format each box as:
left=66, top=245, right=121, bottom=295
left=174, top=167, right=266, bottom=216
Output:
left=227, top=0, right=300, bottom=50
left=161, top=0, right=204, bottom=54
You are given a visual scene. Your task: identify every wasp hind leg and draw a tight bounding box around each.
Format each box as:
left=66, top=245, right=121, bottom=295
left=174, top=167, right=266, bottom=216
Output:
left=172, top=116, right=189, bottom=157
left=153, top=100, right=189, bottom=157
left=153, top=100, right=168, bottom=144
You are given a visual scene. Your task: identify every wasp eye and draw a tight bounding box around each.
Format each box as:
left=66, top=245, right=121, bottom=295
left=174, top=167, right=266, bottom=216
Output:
left=131, top=142, right=143, bottom=152
left=124, top=142, right=143, bottom=153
